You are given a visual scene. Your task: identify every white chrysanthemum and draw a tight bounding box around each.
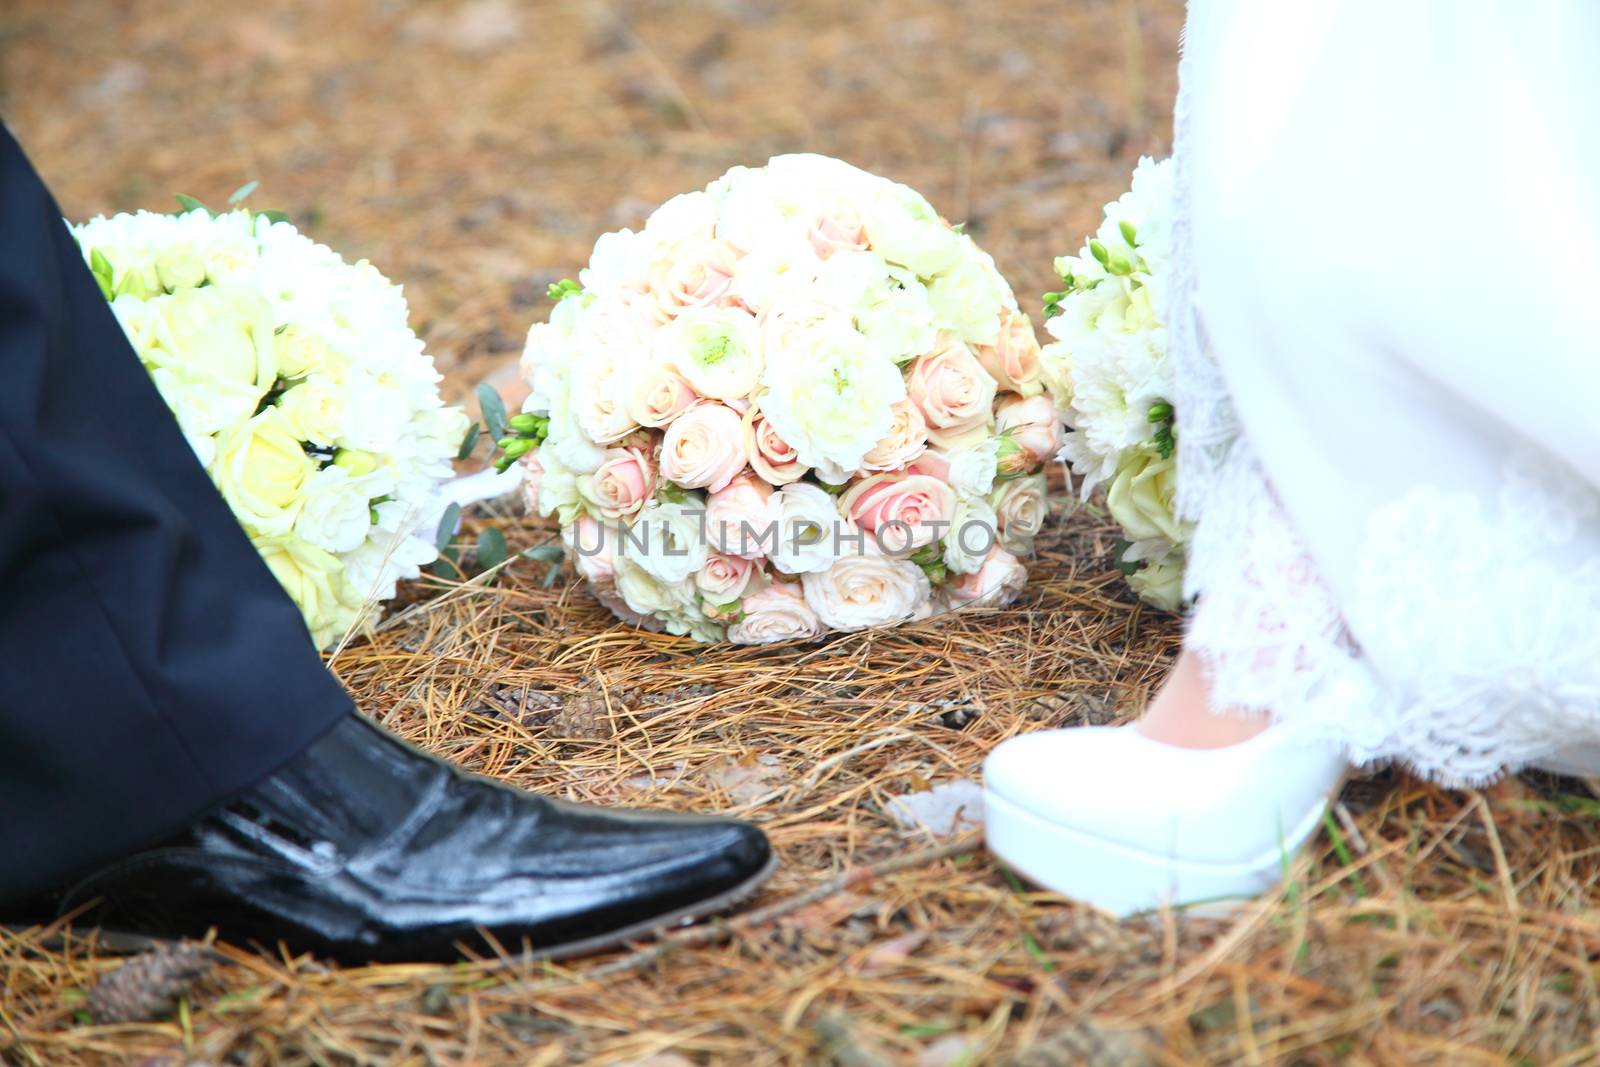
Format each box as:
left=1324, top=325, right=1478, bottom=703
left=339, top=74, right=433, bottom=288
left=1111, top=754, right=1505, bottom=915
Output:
left=654, top=306, right=765, bottom=400
left=73, top=207, right=465, bottom=649
left=758, top=319, right=907, bottom=476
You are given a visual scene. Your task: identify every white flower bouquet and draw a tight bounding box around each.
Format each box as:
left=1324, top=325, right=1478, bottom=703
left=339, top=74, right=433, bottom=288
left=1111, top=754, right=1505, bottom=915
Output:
left=74, top=197, right=469, bottom=647
left=1039, top=157, right=1189, bottom=610
left=509, top=154, right=1061, bottom=644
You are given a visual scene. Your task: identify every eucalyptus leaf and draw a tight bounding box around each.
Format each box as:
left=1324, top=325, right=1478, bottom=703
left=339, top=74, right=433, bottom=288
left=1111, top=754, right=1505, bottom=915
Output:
left=456, top=422, right=481, bottom=461
left=476, top=382, right=507, bottom=444
left=435, top=502, right=462, bottom=551
left=228, top=180, right=260, bottom=205
left=477, top=527, right=508, bottom=572
left=521, top=544, right=565, bottom=564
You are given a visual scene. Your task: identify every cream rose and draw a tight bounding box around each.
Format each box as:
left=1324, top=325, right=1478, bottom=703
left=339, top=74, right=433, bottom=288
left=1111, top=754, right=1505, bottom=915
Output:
left=274, top=323, right=337, bottom=379
left=858, top=400, right=929, bottom=473
left=839, top=473, right=957, bottom=554
left=740, top=401, right=808, bottom=485
left=653, top=236, right=740, bottom=317
left=806, top=198, right=870, bottom=259
left=990, top=473, right=1049, bottom=553
left=254, top=534, right=354, bottom=648
left=801, top=550, right=931, bottom=632
left=661, top=403, right=748, bottom=492
left=578, top=445, right=657, bottom=519
left=995, top=394, right=1065, bottom=477
left=212, top=409, right=316, bottom=535
left=277, top=375, right=347, bottom=446
left=612, top=554, right=698, bottom=619
left=146, top=284, right=277, bottom=394
left=628, top=361, right=699, bottom=428
left=945, top=546, right=1028, bottom=607
left=570, top=357, right=641, bottom=445
left=705, top=473, right=776, bottom=559
left=924, top=240, right=1009, bottom=346
left=1105, top=445, right=1189, bottom=548
left=727, top=579, right=826, bottom=645
left=294, top=466, right=380, bottom=554
left=905, top=334, right=998, bottom=448
left=974, top=311, right=1045, bottom=396
left=1126, top=554, right=1186, bottom=612
left=695, top=551, right=756, bottom=607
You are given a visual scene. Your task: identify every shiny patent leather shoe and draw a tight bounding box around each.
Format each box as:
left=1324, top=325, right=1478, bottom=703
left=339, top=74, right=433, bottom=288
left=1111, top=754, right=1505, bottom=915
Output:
left=23, top=715, right=775, bottom=963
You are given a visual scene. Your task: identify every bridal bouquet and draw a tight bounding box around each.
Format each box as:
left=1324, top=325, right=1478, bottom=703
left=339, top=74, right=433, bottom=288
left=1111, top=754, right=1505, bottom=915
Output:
left=1039, top=156, right=1189, bottom=610
left=74, top=204, right=469, bottom=648
left=512, top=154, right=1061, bottom=644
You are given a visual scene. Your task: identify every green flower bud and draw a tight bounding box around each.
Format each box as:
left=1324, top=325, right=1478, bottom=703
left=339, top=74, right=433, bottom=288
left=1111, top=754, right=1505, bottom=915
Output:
left=508, top=413, right=541, bottom=434
left=1088, top=239, right=1110, bottom=267
left=1147, top=402, right=1174, bottom=423
left=333, top=448, right=379, bottom=477
left=1119, top=219, right=1138, bottom=247
left=113, top=269, right=150, bottom=301
left=504, top=438, right=532, bottom=460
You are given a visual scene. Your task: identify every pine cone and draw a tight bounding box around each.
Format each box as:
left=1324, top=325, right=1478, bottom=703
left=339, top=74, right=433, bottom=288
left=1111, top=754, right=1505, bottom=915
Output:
left=1001, top=1019, right=1159, bottom=1067
left=90, top=943, right=214, bottom=1024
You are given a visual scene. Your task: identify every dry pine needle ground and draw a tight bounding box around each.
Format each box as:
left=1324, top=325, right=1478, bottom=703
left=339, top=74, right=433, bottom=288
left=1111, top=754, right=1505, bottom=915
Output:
left=3, top=0, right=1599, bottom=1062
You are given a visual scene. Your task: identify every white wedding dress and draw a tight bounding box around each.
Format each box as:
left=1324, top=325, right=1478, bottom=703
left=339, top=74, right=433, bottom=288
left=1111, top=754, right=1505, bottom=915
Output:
left=1169, top=1, right=1600, bottom=784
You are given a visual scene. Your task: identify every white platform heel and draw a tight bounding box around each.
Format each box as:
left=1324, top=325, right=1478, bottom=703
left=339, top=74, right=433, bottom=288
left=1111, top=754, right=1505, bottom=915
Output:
left=982, top=722, right=1347, bottom=917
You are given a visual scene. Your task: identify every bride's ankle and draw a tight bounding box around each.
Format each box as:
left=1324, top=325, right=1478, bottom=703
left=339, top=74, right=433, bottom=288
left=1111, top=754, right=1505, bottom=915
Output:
left=1137, top=648, right=1271, bottom=749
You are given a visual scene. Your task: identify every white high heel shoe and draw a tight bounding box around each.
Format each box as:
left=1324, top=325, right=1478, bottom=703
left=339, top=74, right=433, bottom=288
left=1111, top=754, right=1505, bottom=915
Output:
left=982, top=722, right=1347, bottom=916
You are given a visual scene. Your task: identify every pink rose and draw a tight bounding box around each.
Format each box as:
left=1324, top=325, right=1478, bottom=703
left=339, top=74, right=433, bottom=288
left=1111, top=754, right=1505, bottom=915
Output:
left=580, top=446, right=656, bottom=519
left=564, top=515, right=616, bottom=587
left=660, top=403, right=748, bottom=492
left=806, top=204, right=870, bottom=259
left=905, top=449, right=950, bottom=482
left=654, top=237, right=740, bottom=318
left=628, top=361, right=700, bottom=428
left=906, top=334, right=999, bottom=448
left=695, top=551, right=757, bottom=607
left=705, top=473, right=776, bottom=559
left=520, top=448, right=545, bottom=515
left=838, top=472, right=957, bottom=554
left=859, top=400, right=929, bottom=473
left=742, top=404, right=808, bottom=485
left=994, top=395, right=1065, bottom=476
left=946, top=546, right=1028, bottom=607
left=726, top=578, right=826, bottom=645
left=973, top=312, right=1044, bottom=396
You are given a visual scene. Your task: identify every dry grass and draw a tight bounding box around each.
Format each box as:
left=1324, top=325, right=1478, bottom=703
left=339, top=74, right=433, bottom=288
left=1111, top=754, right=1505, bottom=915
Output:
left=4, top=1, right=1600, bottom=1064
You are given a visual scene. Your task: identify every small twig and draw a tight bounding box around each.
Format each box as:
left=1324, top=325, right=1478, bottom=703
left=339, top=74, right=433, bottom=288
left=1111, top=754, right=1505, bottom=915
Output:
left=571, top=836, right=978, bottom=983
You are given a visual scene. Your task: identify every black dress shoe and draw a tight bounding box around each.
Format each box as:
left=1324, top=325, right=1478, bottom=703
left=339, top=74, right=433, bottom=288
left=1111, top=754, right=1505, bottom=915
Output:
left=25, top=715, right=774, bottom=964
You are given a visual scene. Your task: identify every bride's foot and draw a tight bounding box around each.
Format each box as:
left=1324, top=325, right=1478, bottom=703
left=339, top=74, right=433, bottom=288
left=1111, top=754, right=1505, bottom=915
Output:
left=982, top=651, right=1346, bottom=916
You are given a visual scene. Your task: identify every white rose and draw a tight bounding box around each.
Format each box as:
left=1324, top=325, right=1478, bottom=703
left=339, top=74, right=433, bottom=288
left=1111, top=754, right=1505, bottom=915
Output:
left=277, top=374, right=348, bottom=446
left=144, top=284, right=277, bottom=393
left=645, top=190, right=719, bottom=246
left=758, top=318, right=907, bottom=475
left=654, top=306, right=764, bottom=400
left=148, top=366, right=260, bottom=439
left=943, top=495, right=999, bottom=576
left=294, top=465, right=381, bottom=553
left=945, top=439, right=999, bottom=498
left=211, top=409, right=316, bottom=536
left=856, top=268, right=938, bottom=364
left=618, top=497, right=709, bottom=583
left=726, top=579, right=826, bottom=645
left=801, top=550, right=931, bottom=632
left=767, top=482, right=844, bottom=575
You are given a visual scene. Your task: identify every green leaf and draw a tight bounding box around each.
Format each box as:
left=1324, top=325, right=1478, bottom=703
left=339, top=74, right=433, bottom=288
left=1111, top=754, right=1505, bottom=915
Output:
left=477, top=382, right=508, bottom=445
left=477, top=527, right=508, bottom=572
left=258, top=209, right=291, bottom=225
left=173, top=193, right=211, bottom=216
left=521, top=544, right=565, bottom=564
left=435, top=503, right=461, bottom=551
left=456, top=422, right=481, bottom=461
left=228, top=180, right=260, bottom=205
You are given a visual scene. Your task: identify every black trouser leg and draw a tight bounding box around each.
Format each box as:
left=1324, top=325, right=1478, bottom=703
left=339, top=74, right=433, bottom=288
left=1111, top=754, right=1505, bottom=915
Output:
left=0, top=125, right=352, bottom=902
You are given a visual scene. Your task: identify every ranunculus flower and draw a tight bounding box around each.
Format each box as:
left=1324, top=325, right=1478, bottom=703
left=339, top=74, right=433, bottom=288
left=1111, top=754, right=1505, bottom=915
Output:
left=1105, top=445, right=1189, bottom=548
left=695, top=551, right=756, bottom=607
left=758, top=318, right=906, bottom=476
left=801, top=550, right=931, bottom=632
left=654, top=306, right=764, bottom=400
left=859, top=400, right=929, bottom=473
left=994, top=394, right=1065, bottom=476
left=839, top=473, right=957, bottom=554
left=742, top=401, right=809, bottom=485
left=859, top=181, right=962, bottom=278
left=905, top=334, right=998, bottom=449
left=974, top=311, right=1045, bottom=396
left=653, top=236, right=740, bottom=317
left=990, top=473, right=1049, bottom=553
left=661, top=403, right=748, bottom=493
left=628, top=360, right=700, bottom=428
left=727, top=579, right=826, bottom=644
left=212, top=409, right=316, bottom=536
left=578, top=445, right=657, bottom=519
left=706, top=472, right=776, bottom=559
left=945, top=546, right=1028, bottom=607
left=768, top=482, right=844, bottom=575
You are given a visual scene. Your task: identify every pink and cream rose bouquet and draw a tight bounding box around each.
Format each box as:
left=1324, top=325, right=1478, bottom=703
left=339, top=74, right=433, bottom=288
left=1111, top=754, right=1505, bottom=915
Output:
left=509, top=154, right=1062, bottom=643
